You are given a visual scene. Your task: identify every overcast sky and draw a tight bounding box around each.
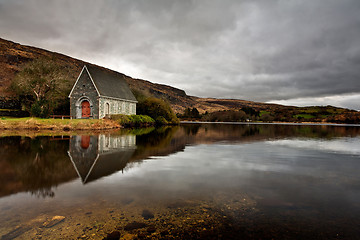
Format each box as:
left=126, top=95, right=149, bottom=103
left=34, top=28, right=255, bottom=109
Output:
left=1, top=0, right=359, bottom=110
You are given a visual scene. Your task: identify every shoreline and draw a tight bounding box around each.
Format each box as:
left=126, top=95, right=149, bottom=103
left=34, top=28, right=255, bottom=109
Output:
left=0, top=117, right=158, bottom=136
left=1, top=118, right=359, bottom=135
left=180, top=120, right=360, bottom=127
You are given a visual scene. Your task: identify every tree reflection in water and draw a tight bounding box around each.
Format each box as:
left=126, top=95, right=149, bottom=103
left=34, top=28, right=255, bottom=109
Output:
left=1, top=124, right=360, bottom=199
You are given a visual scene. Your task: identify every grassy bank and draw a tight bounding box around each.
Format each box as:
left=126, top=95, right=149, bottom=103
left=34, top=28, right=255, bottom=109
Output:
left=0, top=114, right=164, bottom=132
left=0, top=117, right=121, bottom=131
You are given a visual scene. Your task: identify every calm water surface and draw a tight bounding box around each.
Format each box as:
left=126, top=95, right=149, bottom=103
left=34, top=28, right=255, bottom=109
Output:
left=1, top=124, right=360, bottom=239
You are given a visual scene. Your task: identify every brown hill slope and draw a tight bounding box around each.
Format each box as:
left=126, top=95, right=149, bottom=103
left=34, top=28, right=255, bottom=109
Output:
left=0, top=38, right=289, bottom=113
left=0, top=38, right=85, bottom=94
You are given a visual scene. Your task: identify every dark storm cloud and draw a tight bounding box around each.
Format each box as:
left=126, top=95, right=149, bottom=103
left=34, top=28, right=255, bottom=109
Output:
left=0, top=0, right=360, bottom=109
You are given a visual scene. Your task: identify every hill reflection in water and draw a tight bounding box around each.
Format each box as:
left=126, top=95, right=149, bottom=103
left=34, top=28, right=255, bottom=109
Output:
left=0, top=123, right=360, bottom=198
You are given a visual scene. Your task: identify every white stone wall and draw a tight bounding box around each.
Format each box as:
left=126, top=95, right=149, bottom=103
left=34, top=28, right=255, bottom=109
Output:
left=99, top=97, right=136, bottom=118
left=98, top=134, right=136, bottom=153
left=130, top=102, right=136, bottom=115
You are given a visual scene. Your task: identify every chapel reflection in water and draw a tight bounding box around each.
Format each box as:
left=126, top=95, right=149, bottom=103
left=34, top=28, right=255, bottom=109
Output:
left=68, top=134, right=136, bottom=184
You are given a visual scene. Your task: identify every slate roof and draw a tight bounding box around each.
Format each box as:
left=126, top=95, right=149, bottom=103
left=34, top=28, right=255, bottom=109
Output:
left=86, top=65, right=137, bottom=102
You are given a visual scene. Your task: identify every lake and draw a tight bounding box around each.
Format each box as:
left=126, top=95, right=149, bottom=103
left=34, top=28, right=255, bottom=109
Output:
left=1, top=123, right=360, bottom=239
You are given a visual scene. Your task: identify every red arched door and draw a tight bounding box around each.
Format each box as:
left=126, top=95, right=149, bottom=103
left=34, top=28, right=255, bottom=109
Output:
left=81, top=100, right=91, bottom=118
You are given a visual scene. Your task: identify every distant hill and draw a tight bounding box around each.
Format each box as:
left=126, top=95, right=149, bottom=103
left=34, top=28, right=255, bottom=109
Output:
left=1, top=38, right=359, bottom=123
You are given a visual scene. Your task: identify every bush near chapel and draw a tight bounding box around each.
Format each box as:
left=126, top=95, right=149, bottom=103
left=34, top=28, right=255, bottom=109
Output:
left=110, top=114, right=155, bottom=127
left=136, top=97, right=179, bottom=125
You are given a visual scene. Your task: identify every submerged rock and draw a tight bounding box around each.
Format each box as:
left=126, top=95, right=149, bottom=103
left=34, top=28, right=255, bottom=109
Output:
left=103, top=231, right=120, bottom=240
left=1, top=226, right=32, bottom=240
left=121, top=198, right=134, bottom=205
left=42, top=215, right=65, bottom=228
left=124, top=221, right=147, bottom=231
left=146, top=225, right=157, bottom=233
left=141, top=209, right=155, bottom=220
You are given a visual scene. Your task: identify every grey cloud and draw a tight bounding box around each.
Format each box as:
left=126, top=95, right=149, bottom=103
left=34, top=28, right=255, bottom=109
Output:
left=0, top=0, right=360, bottom=109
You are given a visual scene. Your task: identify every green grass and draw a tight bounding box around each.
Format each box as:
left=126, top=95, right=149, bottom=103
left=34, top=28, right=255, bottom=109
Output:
left=294, top=114, right=315, bottom=119
left=0, top=117, right=119, bottom=130
left=0, top=109, right=18, bottom=112
left=0, top=117, right=32, bottom=121
left=259, top=111, right=270, bottom=117
left=299, top=106, right=346, bottom=114
left=299, top=107, right=320, bottom=114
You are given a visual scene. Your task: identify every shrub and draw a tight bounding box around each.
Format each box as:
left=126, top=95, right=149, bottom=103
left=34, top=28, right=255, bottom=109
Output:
left=155, top=116, right=168, bottom=125
left=128, top=115, right=155, bottom=124
left=180, top=107, right=201, bottom=119
left=30, top=100, right=50, bottom=118
left=110, top=114, right=131, bottom=125
left=110, top=114, right=155, bottom=127
left=137, top=97, right=179, bottom=124
left=241, top=107, right=259, bottom=117
left=202, top=110, right=248, bottom=122
left=260, top=113, right=274, bottom=122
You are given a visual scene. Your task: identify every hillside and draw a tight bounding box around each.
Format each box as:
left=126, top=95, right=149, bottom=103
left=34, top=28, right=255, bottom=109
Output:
left=0, top=38, right=288, bottom=113
left=1, top=38, right=359, bottom=123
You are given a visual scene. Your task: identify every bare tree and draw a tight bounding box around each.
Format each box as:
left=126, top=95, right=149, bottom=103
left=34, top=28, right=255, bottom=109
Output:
left=11, top=57, right=72, bottom=117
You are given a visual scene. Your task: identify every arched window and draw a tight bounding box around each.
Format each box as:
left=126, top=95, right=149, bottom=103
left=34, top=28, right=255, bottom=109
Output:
left=105, top=103, right=110, bottom=115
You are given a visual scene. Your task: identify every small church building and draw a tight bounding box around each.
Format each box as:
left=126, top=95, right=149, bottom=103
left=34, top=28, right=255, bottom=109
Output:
left=69, top=65, right=137, bottom=119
